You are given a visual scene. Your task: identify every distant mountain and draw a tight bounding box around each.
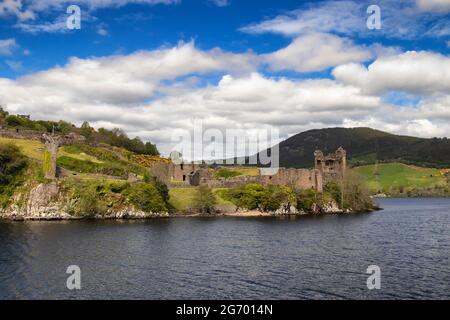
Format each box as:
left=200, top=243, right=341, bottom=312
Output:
left=256, top=127, right=450, bottom=169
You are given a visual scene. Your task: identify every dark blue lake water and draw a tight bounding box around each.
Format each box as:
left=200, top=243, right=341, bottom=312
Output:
left=0, top=198, right=449, bottom=299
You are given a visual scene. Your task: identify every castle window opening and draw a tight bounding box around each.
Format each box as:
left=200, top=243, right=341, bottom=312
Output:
left=181, top=163, right=184, bottom=170
left=182, top=175, right=186, bottom=181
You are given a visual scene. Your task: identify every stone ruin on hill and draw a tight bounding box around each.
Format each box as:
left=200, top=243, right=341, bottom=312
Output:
left=167, top=147, right=347, bottom=191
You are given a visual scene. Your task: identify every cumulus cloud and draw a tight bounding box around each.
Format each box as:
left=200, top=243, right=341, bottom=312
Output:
left=6, top=42, right=257, bottom=105
left=264, top=33, right=372, bottom=72
left=333, top=51, right=450, bottom=95
left=0, top=42, right=448, bottom=157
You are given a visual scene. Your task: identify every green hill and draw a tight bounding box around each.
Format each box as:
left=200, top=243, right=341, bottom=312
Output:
left=353, top=163, right=449, bottom=196
left=257, top=127, right=450, bottom=169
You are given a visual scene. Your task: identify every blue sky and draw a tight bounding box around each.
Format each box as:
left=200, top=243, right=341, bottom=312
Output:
left=1, top=0, right=449, bottom=77
left=0, top=0, right=449, bottom=156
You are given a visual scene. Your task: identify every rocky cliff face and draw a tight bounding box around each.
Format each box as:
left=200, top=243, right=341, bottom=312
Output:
left=0, top=182, right=169, bottom=220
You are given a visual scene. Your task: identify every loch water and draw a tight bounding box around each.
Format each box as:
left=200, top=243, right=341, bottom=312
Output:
left=0, top=198, right=449, bottom=299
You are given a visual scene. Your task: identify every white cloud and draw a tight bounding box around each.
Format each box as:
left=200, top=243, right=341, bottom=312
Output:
left=15, top=17, right=68, bottom=34
left=240, top=0, right=450, bottom=39
left=0, top=0, right=35, bottom=21
left=1, top=0, right=178, bottom=33
left=0, top=38, right=17, bottom=55
left=97, top=24, right=109, bottom=36
left=0, top=42, right=448, bottom=157
left=210, top=0, right=231, bottom=7
left=7, top=42, right=257, bottom=105
left=416, top=0, right=450, bottom=13
left=5, top=60, right=23, bottom=71
left=264, top=33, right=372, bottom=72
left=22, top=0, right=178, bottom=13
left=240, top=1, right=364, bottom=36
left=333, top=51, right=450, bottom=95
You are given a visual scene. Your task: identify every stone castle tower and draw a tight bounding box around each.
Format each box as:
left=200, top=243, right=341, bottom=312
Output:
left=314, top=147, right=347, bottom=182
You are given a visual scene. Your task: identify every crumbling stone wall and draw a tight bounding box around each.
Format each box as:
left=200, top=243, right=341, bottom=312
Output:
left=189, top=167, right=323, bottom=192
left=0, top=128, right=44, bottom=140
left=170, top=162, right=200, bottom=184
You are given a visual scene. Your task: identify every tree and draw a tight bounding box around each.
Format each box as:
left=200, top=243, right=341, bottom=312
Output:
left=193, top=186, right=217, bottom=214
left=80, top=121, right=93, bottom=139
left=144, top=142, right=159, bottom=156
left=339, top=172, right=374, bottom=212
left=0, top=107, right=7, bottom=126
left=57, top=121, right=73, bottom=134
left=0, top=106, right=8, bottom=119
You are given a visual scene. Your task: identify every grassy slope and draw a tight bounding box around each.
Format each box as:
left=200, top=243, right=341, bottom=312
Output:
left=353, top=163, right=448, bottom=193
left=58, top=146, right=103, bottom=163
left=228, top=167, right=260, bottom=176
left=0, top=137, right=44, bottom=161
left=0, top=138, right=103, bottom=165
left=169, top=187, right=236, bottom=212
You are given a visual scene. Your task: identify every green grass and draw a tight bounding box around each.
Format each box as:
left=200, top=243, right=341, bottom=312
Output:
left=58, top=146, right=103, bottom=163
left=0, top=137, right=44, bottom=160
left=230, top=167, right=260, bottom=176
left=169, top=187, right=236, bottom=212
left=56, top=156, right=128, bottom=177
left=214, top=166, right=260, bottom=179
left=353, top=163, right=447, bottom=193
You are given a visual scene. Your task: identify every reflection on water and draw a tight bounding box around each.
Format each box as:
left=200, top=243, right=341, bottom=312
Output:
left=0, top=198, right=449, bottom=299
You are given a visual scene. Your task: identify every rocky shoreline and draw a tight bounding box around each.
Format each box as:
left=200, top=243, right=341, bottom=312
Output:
left=0, top=182, right=376, bottom=221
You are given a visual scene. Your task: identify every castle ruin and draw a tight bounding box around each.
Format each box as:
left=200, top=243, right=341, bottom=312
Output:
left=314, top=147, right=346, bottom=184
left=169, top=147, right=347, bottom=192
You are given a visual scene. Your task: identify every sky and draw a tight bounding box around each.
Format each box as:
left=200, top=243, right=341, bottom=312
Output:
left=0, top=0, right=449, bottom=158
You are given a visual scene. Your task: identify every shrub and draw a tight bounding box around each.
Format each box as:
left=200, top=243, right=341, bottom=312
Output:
left=324, top=181, right=342, bottom=206
left=71, top=184, right=108, bottom=217
left=144, top=173, right=170, bottom=204
left=193, top=186, right=217, bottom=214
left=125, top=182, right=167, bottom=213
left=295, top=188, right=319, bottom=212
left=260, top=188, right=283, bottom=212
left=326, top=172, right=375, bottom=212
left=0, top=143, right=27, bottom=207
left=259, top=185, right=293, bottom=212
left=221, top=184, right=266, bottom=210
